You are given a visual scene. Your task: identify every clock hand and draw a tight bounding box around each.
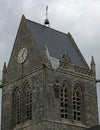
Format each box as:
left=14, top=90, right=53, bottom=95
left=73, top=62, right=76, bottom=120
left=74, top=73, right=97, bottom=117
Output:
left=22, top=52, right=24, bottom=58
left=22, top=53, right=24, bottom=58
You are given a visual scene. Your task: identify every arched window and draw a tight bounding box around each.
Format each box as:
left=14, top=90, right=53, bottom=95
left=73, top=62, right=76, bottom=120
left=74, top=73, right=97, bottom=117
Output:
left=73, top=85, right=81, bottom=121
left=14, top=88, right=22, bottom=125
left=60, top=81, right=69, bottom=119
left=24, top=82, right=32, bottom=121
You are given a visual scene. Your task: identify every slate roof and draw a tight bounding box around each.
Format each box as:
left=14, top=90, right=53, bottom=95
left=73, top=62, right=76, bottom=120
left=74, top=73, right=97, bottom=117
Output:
left=26, top=19, right=89, bottom=68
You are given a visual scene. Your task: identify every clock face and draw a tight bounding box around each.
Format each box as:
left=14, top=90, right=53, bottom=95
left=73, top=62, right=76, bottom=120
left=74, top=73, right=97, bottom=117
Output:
left=17, top=48, right=28, bottom=64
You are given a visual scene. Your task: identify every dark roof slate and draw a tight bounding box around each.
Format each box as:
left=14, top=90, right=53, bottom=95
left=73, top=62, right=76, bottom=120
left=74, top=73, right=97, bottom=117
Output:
left=27, top=19, right=89, bottom=68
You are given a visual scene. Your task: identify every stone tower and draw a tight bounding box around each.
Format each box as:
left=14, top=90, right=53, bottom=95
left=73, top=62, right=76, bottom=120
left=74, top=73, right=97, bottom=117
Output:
left=1, top=15, right=99, bottom=130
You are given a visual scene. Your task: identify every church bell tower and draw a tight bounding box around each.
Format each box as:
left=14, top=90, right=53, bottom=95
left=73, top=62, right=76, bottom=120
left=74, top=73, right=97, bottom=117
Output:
left=1, top=15, right=99, bottom=130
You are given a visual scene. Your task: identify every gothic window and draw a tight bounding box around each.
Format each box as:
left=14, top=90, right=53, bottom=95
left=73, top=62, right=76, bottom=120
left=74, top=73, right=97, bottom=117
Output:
left=14, top=88, right=22, bottom=125
left=60, top=81, right=69, bottom=119
left=73, top=85, right=81, bottom=121
left=24, top=82, right=32, bottom=121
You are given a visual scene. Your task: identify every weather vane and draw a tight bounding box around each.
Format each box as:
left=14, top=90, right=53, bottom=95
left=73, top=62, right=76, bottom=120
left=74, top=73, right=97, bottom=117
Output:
left=44, top=5, right=50, bottom=27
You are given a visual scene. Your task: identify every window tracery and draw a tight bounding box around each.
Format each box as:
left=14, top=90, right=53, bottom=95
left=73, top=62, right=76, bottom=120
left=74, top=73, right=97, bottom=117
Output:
left=14, top=88, right=22, bottom=125
left=24, top=82, right=32, bottom=121
left=73, top=85, right=81, bottom=121
left=60, top=81, right=69, bottom=119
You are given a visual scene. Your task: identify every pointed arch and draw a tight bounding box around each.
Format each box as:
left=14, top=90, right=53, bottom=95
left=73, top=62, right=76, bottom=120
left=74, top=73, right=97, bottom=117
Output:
left=14, top=87, right=22, bottom=125
left=73, top=83, right=82, bottom=121
left=23, top=81, right=32, bottom=121
left=60, top=80, right=70, bottom=119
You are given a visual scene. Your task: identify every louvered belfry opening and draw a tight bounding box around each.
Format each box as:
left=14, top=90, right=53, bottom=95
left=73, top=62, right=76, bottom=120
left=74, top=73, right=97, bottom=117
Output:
left=73, top=86, right=81, bottom=121
left=25, top=82, right=32, bottom=121
left=60, top=81, right=69, bottom=119
left=14, top=88, right=22, bottom=125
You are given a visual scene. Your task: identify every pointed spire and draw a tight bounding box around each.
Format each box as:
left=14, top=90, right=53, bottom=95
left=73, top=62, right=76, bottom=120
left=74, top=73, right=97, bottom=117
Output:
left=59, top=53, right=72, bottom=68
left=61, top=53, right=72, bottom=63
left=42, top=43, right=59, bottom=70
left=21, top=15, right=26, bottom=23
left=91, top=56, right=96, bottom=77
left=2, top=62, right=6, bottom=74
left=2, top=62, right=7, bottom=84
left=22, top=14, right=26, bottom=20
left=42, top=43, right=50, bottom=66
left=91, top=56, right=95, bottom=65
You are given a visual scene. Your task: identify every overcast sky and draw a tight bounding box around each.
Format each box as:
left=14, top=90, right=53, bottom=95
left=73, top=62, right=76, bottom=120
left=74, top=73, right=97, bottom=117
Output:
left=0, top=0, right=100, bottom=123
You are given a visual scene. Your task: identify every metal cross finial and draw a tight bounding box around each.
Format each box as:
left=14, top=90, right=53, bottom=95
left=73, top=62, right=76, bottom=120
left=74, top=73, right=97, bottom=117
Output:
left=46, top=5, right=48, bottom=11
left=44, top=5, right=50, bottom=27
left=46, top=5, right=48, bottom=19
